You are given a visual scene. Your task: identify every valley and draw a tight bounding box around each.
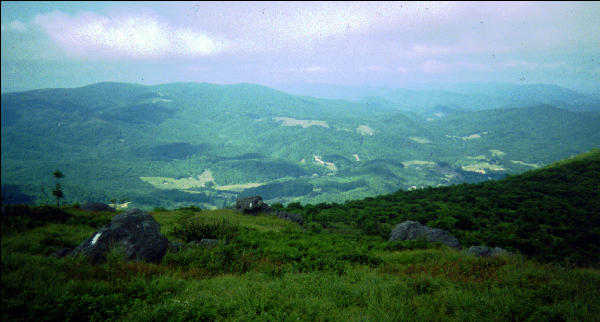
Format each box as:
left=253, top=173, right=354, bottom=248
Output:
left=2, top=82, right=600, bottom=209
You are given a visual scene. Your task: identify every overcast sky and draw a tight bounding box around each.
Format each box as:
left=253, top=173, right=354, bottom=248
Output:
left=2, top=1, right=599, bottom=93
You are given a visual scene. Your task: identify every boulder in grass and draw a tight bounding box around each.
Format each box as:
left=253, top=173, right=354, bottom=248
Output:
left=81, top=202, right=116, bottom=212
left=389, top=220, right=461, bottom=249
left=466, top=245, right=510, bottom=257
left=235, top=196, right=272, bottom=214
left=72, top=208, right=168, bottom=264
left=277, top=211, right=304, bottom=226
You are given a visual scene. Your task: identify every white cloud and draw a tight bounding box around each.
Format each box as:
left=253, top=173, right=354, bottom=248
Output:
left=497, top=60, right=538, bottom=70
left=397, top=66, right=409, bottom=74
left=419, top=60, right=489, bottom=74
left=1, top=20, right=28, bottom=32
left=357, top=65, right=385, bottom=72
left=33, top=11, right=229, bottom=59
left=267, top=66, right=329, bottom=74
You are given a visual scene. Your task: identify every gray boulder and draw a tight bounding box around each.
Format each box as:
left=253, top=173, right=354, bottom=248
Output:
left=277, top=211, right=304, bottom=225
left=466, top=245, right=510, bottom=257
left=81, top=202, right=116, bottom=212
left=389, top=220, right=461, bottom=249
left=72, top=208, right=168, bottom=264
left=235, top=196, right=272, bottom=214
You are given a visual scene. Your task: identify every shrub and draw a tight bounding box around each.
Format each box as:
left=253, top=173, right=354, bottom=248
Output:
left=171, top=216, right=238, bottom=242
left=384, top=238, right=432, bottom=251
left=308, top=222, right=322, bottom=233
left=1, top=205, right=71, bottom=231
left=177, top=205, right=202, bottom=212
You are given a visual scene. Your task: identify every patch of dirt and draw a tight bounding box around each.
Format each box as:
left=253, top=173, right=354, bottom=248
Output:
left=273, top=117, right=329, bottom=128
left=357, top=125, right=374, bottom=136
left=409, top=136, right=431, bottom=144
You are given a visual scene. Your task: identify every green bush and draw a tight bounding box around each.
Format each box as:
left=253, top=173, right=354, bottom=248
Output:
left=308, top=222, right=322, bottom=233
left=177, top=205, right=202, bottom=212
left=1, top=205, right=71, bottom=231
left=171, top=216, right=239, bottom=242
left=384, top=238, right=432, bottom=251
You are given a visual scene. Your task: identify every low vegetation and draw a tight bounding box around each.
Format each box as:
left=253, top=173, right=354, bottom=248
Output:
left=2, top=206, right=599, bottom=321
left=2, top=150, right=600, bottom=320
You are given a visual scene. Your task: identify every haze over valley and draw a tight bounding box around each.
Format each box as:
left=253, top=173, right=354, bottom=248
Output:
left=2, top=81, right=600, bottom=209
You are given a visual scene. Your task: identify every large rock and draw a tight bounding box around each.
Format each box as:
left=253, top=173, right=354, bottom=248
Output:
left=81, top=202, right=116, bottom=212
left=389, top=220, right=461, bottom=249
left=235, top=196, right=272, bottom=214
left=72, top=209, right=168, bottom=264
left=466, top=245, right=510, bottom=257
left=277, top=211, right=303, bottom=225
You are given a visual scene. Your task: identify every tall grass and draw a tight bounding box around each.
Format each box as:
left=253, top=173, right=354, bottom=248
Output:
left=2, top=207, right=599, bottom=321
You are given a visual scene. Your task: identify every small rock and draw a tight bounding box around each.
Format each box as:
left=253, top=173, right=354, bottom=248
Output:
left=276, top=211, right=304, bottom=225
left=235, top=196, right=272, bottom=214
left=389, top=220, right=461, bottom=249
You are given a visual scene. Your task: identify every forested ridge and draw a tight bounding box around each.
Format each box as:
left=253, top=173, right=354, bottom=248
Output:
left=284, top=149, right=600, bottom=265
left=3, top=82, right=600, bottom=209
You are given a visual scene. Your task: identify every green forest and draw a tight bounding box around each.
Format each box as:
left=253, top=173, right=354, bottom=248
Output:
left=3, top=83, right=600, bottom=209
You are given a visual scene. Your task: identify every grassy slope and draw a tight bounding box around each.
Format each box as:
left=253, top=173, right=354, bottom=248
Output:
left=298, top=149, right=600, bottom=265
left=2, top=204, right=600, bottom=321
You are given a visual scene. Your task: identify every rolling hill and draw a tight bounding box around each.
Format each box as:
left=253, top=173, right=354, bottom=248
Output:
left=2, top=82, right=599, bottom=209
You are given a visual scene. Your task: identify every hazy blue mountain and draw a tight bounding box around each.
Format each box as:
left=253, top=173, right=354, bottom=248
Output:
left=2, top=82, right=599, bottom=209
left=274, top=82, right=599, bottom=113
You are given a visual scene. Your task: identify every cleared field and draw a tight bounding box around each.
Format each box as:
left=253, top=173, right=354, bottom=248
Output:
left=465, top=155, right=488, bottom=160
left=408, top=136, right=431, bottom=144
left=461, top=162, right=505, bottom=174
left=357, top=125, right=374, bottom=136
left=402, top=160, right=436, bottom=167
left=273, top=117, right=329, bottom=128
left=446, top=131, right=488, bottom=140
left=511, top=160, right=540, bottom=168
left=141, top=174, right=263, bottom=193
left=489, top=149, right=506, bottom=157
left=314, top=155, right=337, bottom=171
left=217, top=182, right=264, bottom=192
left=140, top=170, right=216, bottom=190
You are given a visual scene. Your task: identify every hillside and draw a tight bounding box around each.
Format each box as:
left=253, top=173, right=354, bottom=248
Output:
left=2, top=82, right=600, bottom=209
left=2, top=150, right=599, bottom=320
left=287, top=149, right=600, bottom=265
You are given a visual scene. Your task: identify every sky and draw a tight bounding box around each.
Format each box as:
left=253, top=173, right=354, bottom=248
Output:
left=2, top=1, right=599, bottom=93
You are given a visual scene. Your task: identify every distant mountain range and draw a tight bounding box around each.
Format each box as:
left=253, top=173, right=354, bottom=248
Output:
left=275, top=82, right=600, bottom=112
left=2, top=82, right=599, bottom=209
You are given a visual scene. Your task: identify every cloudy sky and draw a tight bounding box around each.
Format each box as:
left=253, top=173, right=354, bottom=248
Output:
left=2, top=1, right=599, bottom=93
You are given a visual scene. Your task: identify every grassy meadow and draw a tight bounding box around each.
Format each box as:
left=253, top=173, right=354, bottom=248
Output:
left=2, top=206, right=599, bottom=321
